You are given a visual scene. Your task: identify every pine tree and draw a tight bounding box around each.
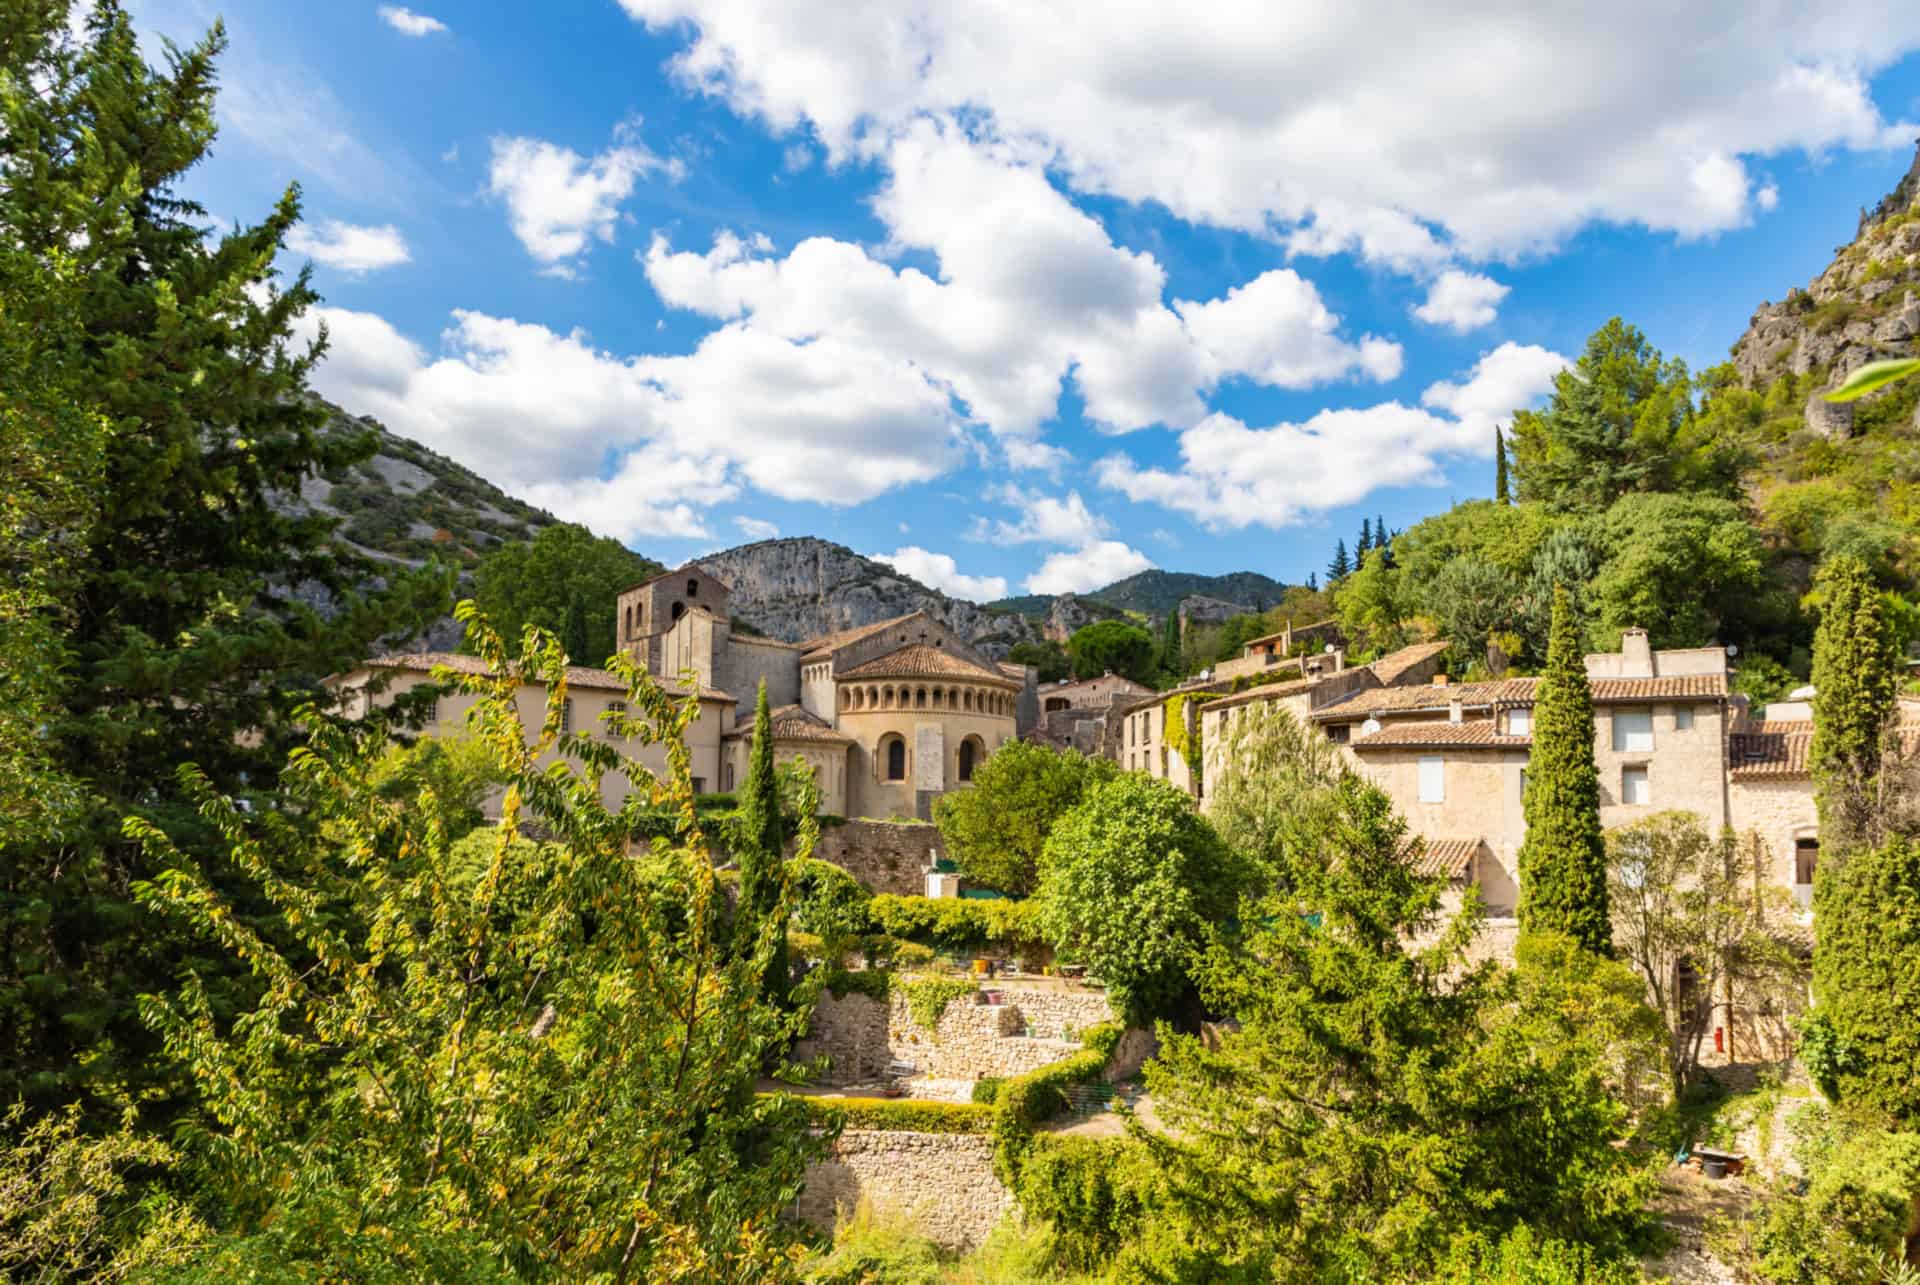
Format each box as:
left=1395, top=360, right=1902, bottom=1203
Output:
left=1495, top=427, right=1512, bottom=504
left=1160, top=609, right=1184, bottom=680
left=1518, top=587, right=1610, bottom=952
left=1328, top=540, right=1351, bottom=581
left=735, top=680, right=790, bottom=1005
left=1356, top=518, right=1373, bottom=558
left=1376, top=515, right=1395, bottom=569
left=1809, top=554, right=1901, bottom=847
left=1307, top=571, right=1319, bottom=592
left=0, top=4, right=450, bottom=1115
left=562, top=591, right=591, bottom=662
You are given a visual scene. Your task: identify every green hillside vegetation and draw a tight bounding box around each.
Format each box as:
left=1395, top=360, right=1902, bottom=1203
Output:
left=1310, top=314, right=1920, bottom=699
left=1083, top=568, right=1289, bottom=616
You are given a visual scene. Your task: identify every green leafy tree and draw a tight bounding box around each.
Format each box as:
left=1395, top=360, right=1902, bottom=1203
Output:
left=470, top=522, right=660, bottom=667
left=736, top=680, right=791, bottom=1004
left=1065, top=619, right=1156, bottom=683
left=1509, top=317, right=1741, bottom=511
left=1606, top=814, right=1803, bottom=1096
left=1327, top=538, right=1351, bottom=581
left=1495, top=427, right=1511, bottom=503
left=1, top=3, right=452, bottom=1117
left=1518, top=587, right=1610, bottom=952
left=1425, top=558, right=1523, bottom=673
left=129, top=610, right=825, bottom=1280
left=932, top=740, right=1116, bottom=895
left=1333, top=547, right=1410, bottom=655
left=1006, top=639, right=1070, bottom=683
left=1808, top=835, right=1920, bottom=1121
left=1134, top=773, right=1652, bottom=1280
left=1035, top=774, right=1255, bottom=1025
left=1397, top=499, right=1561, bottom=588
left=1584, top=491, right=1768, bottom=651
left=1810, top=554, right=1902, bottom=847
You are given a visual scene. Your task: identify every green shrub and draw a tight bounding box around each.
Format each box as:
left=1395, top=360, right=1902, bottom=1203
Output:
left=818, top=967, right=893, bottom=1005
left=1008, top=1135, right=1164, bottom=1270
left=789, top=857, right=875, bottom=947
left=991, top=1021, right=1125, bottom=1177
left=801, top=1198, right=945, bottom=1285
left=1430, top=1225, right=1647, bottom=1283
left=899, top=975, right=979, bottom=1031
left=868, top=894, right=1046, bottom=953
left=805, top=1097, right=995, bottom=1135
left=1747, top=1123, right=1920, bottom=1283
left=970, top=1077, right=1005, bottom=1105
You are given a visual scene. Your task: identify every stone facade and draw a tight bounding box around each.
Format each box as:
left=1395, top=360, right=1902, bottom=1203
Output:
left=327, top=654, right=734, bottom=808
left=808, top=820, right=946, bottom=896
left=794, top=1130, right=1012, bottom=1250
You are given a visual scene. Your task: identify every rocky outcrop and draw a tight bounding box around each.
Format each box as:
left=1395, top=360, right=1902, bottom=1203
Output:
left=1041, top=592, right=1122, bottom=642
left=1729, top=144, right=1920, bottom=430
left=1177, top=593, right=1253, bottom=630
left=696, top=538, right=1041, bottom=657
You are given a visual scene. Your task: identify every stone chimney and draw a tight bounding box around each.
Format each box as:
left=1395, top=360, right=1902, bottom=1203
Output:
left=1620, top=628, right=1654, bottom=678
left=1432, top=673, right=1450, bottom=687
left=1448, top=698, right=1463, bottom=724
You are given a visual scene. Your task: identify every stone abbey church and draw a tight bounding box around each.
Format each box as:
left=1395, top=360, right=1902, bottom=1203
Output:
left=336, top=564, right=1040, bottom=820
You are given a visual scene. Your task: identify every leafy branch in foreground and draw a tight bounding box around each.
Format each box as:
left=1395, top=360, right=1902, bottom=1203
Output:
left=127, top=604, right=828, bottom=1282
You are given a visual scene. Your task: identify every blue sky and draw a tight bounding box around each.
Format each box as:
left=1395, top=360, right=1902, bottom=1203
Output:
left=133, top=0, right=1920, bottom=600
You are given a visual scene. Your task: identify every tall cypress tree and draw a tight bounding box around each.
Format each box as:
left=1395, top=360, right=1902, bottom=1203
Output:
left=1495, top=428, right=1512, bottom=504
left=1, top=4, right=449, bottom=1115
left=1356, top=518, right=1373, bottom=559
left=1160, top=609, right=1184, bottom=680
left=1518, top=587, right=1610, bottom=952
left=1809, top=554, right=1900, bottom=846
left=562, top=591, right=591, bottom=663
left=734, top=680, right=789, bottom=1004
left=1328, top=540, right=1351, bottom=582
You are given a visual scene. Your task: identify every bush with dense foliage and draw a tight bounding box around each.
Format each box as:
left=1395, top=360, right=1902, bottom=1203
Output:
left=1065, top=619, right=1157, bottom=684
left=1743, top=1107, right=1920, bottom=1284
left=867, top=894, right=1047, bottom=956
left=1036, top=776, right=1257, bottom=1025
left=127, top=615, right=827, bottom=1280
left=468, top=521, right=660, bottom=667
left=1134, top=770, right=1653, bottom=1280
left=932, top=740, right=1117, bottom=895
left=1809, top=835, right=1920, bottom=1121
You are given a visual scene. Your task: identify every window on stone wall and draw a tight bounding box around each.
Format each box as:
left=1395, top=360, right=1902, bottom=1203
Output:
left=1675, top=705, right=1694, bottom=731
left=561, top=699, right=574, bottom=734
left=1418, top=755, right=1444, bottom=803
left=1622, top=764, right=1650, bottom=806
left=687, top=579, right=698, bottom=598
left=1612, top=709, right=1653, bottom=753
left=1794, top=838, right=1819, bottom=886
left=691, top=777, right=705, bottom=794
left=959, top=738, right=979, bottom=782
left=884, top=736, right=907, bottom=781
left=1507, top=707, right=1532, bottom=736
left=1327, top=723, right=1349, bottom=744
left=608, top=700, right=625, bottom=737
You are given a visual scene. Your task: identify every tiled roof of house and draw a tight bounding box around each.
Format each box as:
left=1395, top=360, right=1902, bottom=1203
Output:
left=724, top=704, right=854, bottom=745
left=1197, top=677, right=1321, bottom=714
left=1589, top=673, right=1729, bottom=702
left=798, top=612, right=924, bottom=660
left=357, top=652, right=733, bottom=702
left=1407, top=836, right=1483, bottom=880
left=1314, top=678, right=1538, bottom=721
left=1729, top=719, right=1812, bottom=778
left=837, top=643, right=1019, bottom=685
left=1351, top=718, right=1531, bottom=750
left=1114, top=677, right=1232, bottom=719
left=1369, top=641, right=1452, bottom=686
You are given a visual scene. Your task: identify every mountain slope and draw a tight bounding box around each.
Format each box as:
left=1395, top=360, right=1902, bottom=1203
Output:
left=1087, top=569, right=1289, bottom=617
left=696, top=538, right=1043, bottom=656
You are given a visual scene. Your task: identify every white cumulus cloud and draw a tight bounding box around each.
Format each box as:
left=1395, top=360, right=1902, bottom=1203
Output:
left=1096, top=341, right=1568, bottom=531
left=874, top=547, right=1009, bottom=601
left=970, top=487, right=1109, bottom=547
left=1023, top=541, right=1154, bottom=595
left=378, top=6, right=446, bottom=36
left=615, top=0, right=1919, bottom=258
left=734, top=515, right=781, bottom=540
left=488, top=123, right=673, bottom=274
left=286, top=219, right=410, bottom=274
left=1411, top=269, right=1510, bottom=332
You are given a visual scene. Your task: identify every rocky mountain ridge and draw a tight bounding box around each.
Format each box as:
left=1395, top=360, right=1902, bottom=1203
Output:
left=695, top=538, right=1044, bottom=657
left=1731, top=144, right=1920, bottom=434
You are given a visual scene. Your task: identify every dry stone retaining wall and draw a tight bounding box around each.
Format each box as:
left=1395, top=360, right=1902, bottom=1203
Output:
left=794, top=1130, right=1012, bottom=1250
left=987, top=983, right=1114, bottom=1040
left=887, top=990, right=1079, bottom=1079
left=808, top=820, right=945, bottom=895
left=792, top=990, right=892, bottom=1086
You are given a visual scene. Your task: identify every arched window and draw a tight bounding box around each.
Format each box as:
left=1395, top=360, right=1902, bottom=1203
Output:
left=884, top=736, right=907, bottom=781
left=687, top=578, right=699, bottom=597
left=959, top=736, right=983, bottom=782
left=670, top=601, right=686, bottom=623
left=916, top=687, right=927, bottom=709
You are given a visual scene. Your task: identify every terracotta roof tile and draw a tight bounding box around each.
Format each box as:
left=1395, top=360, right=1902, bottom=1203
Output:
left=837, top=643, right=1018, bottom=685
left=1351, top=718, right=1531, bottom=750
left=1314, top=678, right=1538, bottom=721
left=1406, top=836, right=1483, bottom=880
left=1589, top=673, right=1729, bottom=702
left=1198, top=677, right=1321, bottom=714
left=1369, top=641, right=1452, bottom=686
left=358, top=652, right=733, bottom=702
left=797, top=612, right=924, bottom=660
left=725, top=704, right=854, bottom=745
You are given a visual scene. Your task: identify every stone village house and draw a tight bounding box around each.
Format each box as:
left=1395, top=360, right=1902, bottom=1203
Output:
left=332, top=565, right=1040, bottom=821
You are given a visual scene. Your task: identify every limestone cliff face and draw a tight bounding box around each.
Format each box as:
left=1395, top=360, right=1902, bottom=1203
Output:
left=696, top=538, right=1041, bottom=657
left=1730, top=145, right=1920, bottom=433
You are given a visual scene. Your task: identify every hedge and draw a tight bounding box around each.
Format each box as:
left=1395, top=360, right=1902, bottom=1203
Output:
left=803, top=1096, right=996, bottom=1135
left=867, top=894, right=1046, bottom=952
left=991, top=1020, right=1125, bottom=1178
left=1008, top=1134, right=1163, bottom=1270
